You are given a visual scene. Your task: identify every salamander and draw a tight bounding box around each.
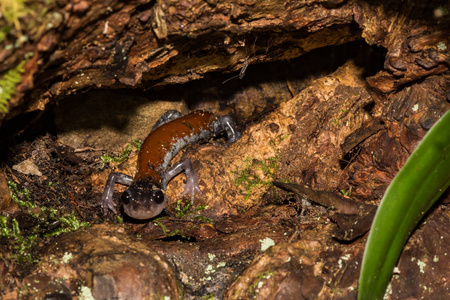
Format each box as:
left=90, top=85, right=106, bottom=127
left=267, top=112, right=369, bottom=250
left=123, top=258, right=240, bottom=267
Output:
left=99, top=110, right=241, bottom=219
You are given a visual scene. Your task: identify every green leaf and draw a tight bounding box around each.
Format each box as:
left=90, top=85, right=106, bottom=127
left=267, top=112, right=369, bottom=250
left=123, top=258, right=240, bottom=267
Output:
left=358, top=110, right=450, bottom=300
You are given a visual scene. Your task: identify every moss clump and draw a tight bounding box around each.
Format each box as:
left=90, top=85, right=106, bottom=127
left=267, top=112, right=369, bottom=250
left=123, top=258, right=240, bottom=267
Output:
left=0, top=216, right=37, bottom=264
left=233, top=155, right=278, bottom=200
left=7, top=180, right=32, bottom=208
left=100, top=139, right=142, bottom=167
left=2, top=180, right=91, bottom=264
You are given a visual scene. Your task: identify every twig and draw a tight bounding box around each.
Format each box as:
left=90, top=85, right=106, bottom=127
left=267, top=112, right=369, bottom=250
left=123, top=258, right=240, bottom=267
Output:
left=74, top=147, right=105, bottom=153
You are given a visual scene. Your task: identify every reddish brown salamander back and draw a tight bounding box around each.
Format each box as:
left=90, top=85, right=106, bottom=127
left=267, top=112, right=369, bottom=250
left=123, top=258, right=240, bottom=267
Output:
left=135, top=110, right=217, bottom=184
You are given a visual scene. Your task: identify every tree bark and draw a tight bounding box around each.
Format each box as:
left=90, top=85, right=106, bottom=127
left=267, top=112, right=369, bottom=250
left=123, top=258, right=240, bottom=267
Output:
left=1, top=0, right=448, bottom=122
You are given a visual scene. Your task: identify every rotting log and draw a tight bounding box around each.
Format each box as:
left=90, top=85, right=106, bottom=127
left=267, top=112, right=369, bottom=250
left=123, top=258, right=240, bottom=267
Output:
left=0, top=0, right=449, bottom=123
left=1, top=1, right=450, bottom=299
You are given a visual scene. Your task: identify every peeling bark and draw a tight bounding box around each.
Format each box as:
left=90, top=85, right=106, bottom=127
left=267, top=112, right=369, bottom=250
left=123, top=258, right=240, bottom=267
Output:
left=1, top=0, right=449, bottom=122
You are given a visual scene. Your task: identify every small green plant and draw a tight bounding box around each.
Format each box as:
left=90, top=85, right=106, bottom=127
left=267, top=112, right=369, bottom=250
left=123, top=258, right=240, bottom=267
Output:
left=153, top=220, right=182, bottom=238
left=47, top=181, right=59, bottom=187
left=233, top=155, right=278, bottom=199
left=100, top=141, right=135, bottom=169
left=340, top=189, right=351, bottom=197
left=0, top=60, right=26, bottom=113
left=173, top=198, right=209, bottom=219
left=41, top=206, right=58, bottom=218
left=174, top=199, right=192, bottom=218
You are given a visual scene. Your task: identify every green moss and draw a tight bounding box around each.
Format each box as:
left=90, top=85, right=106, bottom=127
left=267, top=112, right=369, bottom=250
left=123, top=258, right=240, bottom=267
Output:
left=7, top=180, right=33, bottom=208
left=0, top=60, right=26, bottom=113
left=153, top=220, right=183, bottom=238
left=101, top=143, right=132, bottom=165
left=330, top=109, right=349, bottom=127
left=0, top=25, right=12, bottom=43
left=132, top=138, right=142, bottom=150
left=233, top=154, right=279, bottom=200
left=41, top=206, right=57, bottom=218
left=0, top=216, right=37, bottom=264
left=340, top=189, right=352, bottom=197
left=248, top=270, right=275, bottom=296
left=192, top=215, right=214, bottom=223
left=101, top=139, right=142, bottom=168
left=173, top=198, right=209, bottom=219
left=47, top=181, right=58, bottom=187
left=2, top=180, right=91, bottom=263
left=174, top=198, right=191, bottom=218
left=44, top=215, right=90, bottom=237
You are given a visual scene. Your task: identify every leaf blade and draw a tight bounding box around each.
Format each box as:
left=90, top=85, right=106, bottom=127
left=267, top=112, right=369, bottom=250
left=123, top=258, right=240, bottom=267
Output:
left=358, top=110, right=450, bottom=300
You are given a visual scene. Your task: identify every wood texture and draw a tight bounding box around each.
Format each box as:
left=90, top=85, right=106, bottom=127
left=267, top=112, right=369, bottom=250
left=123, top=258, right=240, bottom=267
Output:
left=1, top=0, right=448, bottom=121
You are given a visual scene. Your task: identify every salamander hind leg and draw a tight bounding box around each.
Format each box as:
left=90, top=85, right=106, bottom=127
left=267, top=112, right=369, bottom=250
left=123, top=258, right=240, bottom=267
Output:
left=163, top=158, right=202, bottom=204
left=152, top=110, right=183, bottom=130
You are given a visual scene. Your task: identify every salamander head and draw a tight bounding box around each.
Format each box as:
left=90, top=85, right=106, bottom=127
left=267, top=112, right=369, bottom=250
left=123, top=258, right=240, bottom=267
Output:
left=122, top=179, right=166, bottom=219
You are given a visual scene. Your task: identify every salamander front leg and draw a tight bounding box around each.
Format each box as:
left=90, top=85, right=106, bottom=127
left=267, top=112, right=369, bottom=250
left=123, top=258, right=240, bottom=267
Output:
left=215, top=115, right=241, bottom=145
left=100, top=172, right=133, bottom=214
left=163, top=158, right=202, bottom=204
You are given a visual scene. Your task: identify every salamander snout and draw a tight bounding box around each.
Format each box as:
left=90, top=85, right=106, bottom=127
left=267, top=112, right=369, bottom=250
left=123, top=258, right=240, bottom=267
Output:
left=122, top=180, right=166, bottom=219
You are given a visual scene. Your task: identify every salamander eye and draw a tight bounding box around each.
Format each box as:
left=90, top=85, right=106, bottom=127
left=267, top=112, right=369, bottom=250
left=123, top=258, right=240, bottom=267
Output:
left=153, top=190, right=164, bottom=204
left=122, top=190, right=132, bottom=205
